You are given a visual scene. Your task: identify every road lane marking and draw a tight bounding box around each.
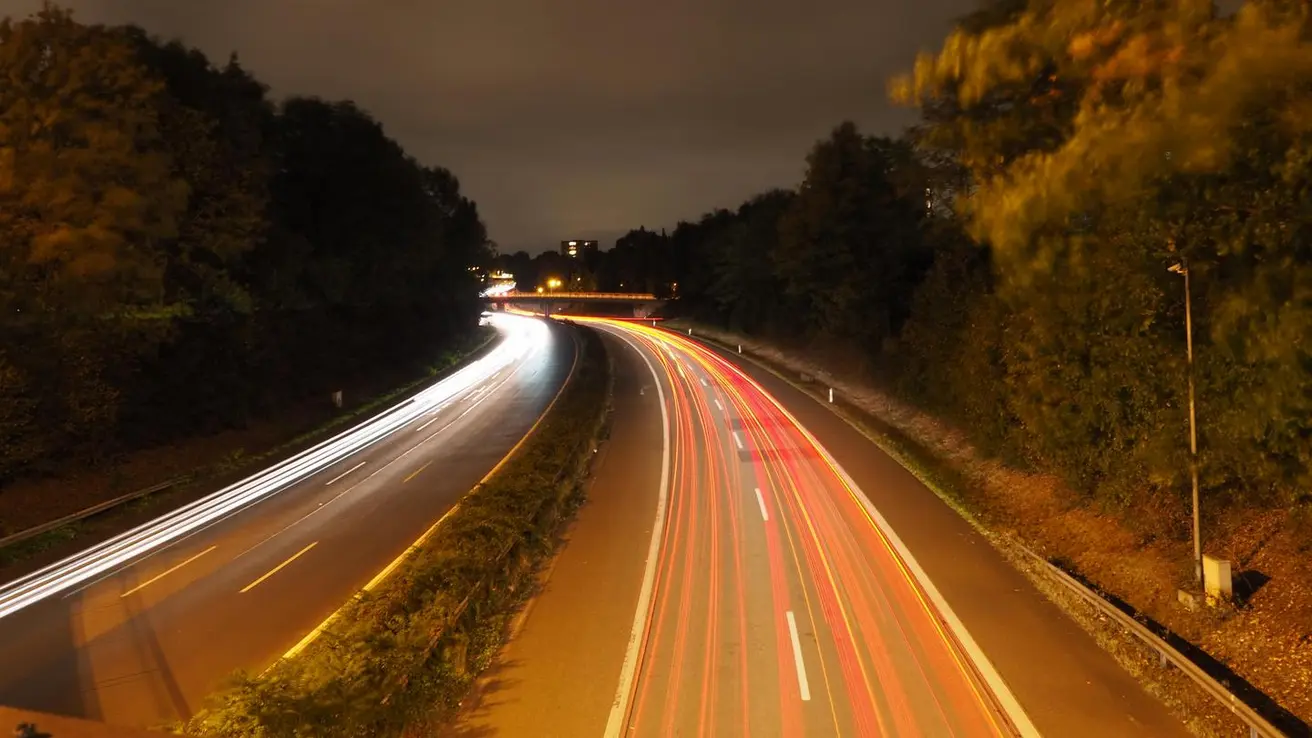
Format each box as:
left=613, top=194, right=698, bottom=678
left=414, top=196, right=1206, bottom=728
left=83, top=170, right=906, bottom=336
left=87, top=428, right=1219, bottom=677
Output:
left=733, top=431, right=744, bottom=450
left=700, top=377, right=708, bottom=387
left=238, top=373, right=518, bottom=562
left=240, top=541, right=317, bottom=593
left=714, top=399, right=724, bottom=412
left=273, top=330, right=582, bottom=665
left=730, top=361, right=1041, bottom=736
left=602, top=326, right=673, bottom=738
left=118, top=546, right=217, bottom=599
left=0, top=318, right=543, bottom=620
left=754, top=488, right=769, bottom=522
left=417, top=384, right=491, bottom=431
left=279, top=504, right=461, bottom=662
left=324, top=461, right=366, bottom=486
left=403, top=461, right=432, bottom=483
left=786, top=610, right=812, bottom=701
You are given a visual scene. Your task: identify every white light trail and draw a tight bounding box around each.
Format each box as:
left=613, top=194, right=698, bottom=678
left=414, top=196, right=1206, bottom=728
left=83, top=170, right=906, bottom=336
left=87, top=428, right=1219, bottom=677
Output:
left=0, top=312, right=551, bottom=620
left=479, top=281, right=517, bottom=298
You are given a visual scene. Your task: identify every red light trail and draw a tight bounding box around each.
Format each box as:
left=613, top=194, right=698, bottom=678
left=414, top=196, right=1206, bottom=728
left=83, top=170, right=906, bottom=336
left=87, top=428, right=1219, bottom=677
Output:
left=582, top=318, right=1030, bottom=738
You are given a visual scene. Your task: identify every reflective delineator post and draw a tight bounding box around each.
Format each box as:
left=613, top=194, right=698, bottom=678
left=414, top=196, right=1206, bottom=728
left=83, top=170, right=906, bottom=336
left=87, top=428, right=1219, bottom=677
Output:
left=688, top=328, right=692, bottom=336
left=828, top=388, right=834, bottom=403
left=737, top=344, right=742, bottom=354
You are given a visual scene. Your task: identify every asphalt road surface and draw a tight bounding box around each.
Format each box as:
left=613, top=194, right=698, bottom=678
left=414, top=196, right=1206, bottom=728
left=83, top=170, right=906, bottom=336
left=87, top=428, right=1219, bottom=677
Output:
left=450, top=317, right=1187, bottom=738
left=600, top=321, right=1023, bottom=736
left=0, top=313, right=571, bottom=730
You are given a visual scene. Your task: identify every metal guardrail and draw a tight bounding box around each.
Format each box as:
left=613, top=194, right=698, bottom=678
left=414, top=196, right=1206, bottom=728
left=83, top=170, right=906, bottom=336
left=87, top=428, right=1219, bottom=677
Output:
left=0, top=477, right=184, bottom=550
left=1019, top=547, right=1286, bottom=738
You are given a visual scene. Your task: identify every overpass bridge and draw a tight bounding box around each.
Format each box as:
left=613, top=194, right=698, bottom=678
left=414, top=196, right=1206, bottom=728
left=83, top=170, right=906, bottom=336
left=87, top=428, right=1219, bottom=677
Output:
left=482, top=291, right=666, bottom=318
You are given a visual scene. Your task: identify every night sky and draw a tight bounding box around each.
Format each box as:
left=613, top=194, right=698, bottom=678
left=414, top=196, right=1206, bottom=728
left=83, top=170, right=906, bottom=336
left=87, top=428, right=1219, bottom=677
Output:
left=2, top=0, right=976, bottom=253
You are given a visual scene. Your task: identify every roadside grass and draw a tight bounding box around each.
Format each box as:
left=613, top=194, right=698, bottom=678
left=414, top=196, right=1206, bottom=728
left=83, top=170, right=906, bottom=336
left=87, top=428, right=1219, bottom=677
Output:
left=184, top=322, right=612, bottom=738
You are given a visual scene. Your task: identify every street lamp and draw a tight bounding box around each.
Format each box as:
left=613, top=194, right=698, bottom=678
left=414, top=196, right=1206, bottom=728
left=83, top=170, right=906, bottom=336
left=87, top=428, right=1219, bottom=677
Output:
left=546, top=277, right=562, bottom=291
left=1170, top=260, right=1203, bottom=587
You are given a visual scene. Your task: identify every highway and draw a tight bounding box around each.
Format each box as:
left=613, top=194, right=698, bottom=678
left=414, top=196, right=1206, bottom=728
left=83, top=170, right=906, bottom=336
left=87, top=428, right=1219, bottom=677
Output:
left=0, top=312, right=571, bottom=730
left=451, top=318, right=1027, bottom=737
left=450, top=317, right=1188, bottom=738
left=600, top=320, right=1027, bottom=736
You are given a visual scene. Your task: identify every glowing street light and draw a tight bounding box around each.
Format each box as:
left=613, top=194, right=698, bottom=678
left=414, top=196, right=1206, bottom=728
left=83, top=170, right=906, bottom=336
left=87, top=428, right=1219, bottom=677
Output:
left=546, top=277, right=563, bottom=291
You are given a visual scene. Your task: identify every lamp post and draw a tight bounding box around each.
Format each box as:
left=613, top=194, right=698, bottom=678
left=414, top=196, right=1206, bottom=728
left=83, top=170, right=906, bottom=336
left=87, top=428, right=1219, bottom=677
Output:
left=1169, top=260, right=1203, bottom=587
left=544, top=278, right=562, bottom=319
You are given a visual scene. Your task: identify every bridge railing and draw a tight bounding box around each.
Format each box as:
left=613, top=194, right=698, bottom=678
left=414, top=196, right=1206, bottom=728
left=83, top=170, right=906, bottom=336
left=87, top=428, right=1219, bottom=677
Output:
left=491, top=291, right=661, bottom=301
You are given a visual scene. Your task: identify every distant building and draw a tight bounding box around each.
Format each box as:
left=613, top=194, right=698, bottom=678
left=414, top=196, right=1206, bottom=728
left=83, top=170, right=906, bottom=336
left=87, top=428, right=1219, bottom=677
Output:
left=561, top=239, right=599, bottom=258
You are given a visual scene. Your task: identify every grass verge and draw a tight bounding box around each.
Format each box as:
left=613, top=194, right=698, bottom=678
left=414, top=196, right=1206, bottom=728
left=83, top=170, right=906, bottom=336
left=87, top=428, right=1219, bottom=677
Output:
left=183, top=322, right=612, bottom=738
left=0, top=327, right=498, bottom=572
left=668, top=320, right=1274, bottom=738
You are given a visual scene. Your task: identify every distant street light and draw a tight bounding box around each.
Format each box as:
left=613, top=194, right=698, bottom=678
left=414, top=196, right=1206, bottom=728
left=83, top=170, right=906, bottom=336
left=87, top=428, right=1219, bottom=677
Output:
left=547, top=277, right=562, bottom=291
left=1169, top=260, right=1203, bottom=587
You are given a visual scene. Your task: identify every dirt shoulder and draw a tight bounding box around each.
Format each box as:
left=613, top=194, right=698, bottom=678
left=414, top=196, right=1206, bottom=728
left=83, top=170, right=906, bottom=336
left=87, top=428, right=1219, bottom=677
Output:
left=0, top=327, right=497, bottom=577
left=673, top=321, right=1310, bottom=738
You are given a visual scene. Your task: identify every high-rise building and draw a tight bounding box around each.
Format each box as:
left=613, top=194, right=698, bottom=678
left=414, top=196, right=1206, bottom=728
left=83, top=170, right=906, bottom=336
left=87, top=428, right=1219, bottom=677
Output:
left=561, top=239, right=599, bottom=258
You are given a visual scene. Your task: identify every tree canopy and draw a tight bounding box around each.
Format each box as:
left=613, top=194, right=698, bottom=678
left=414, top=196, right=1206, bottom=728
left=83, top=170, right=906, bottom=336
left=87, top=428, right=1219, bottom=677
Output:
left=0, top=5, right=489, bottom=483
left=601, top=0, right=1312, bottom=523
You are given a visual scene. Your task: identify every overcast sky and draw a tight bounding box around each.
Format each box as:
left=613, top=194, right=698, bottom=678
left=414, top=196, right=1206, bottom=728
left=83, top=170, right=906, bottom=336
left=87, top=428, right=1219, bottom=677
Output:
left=2, top=0, right=975, bottom=253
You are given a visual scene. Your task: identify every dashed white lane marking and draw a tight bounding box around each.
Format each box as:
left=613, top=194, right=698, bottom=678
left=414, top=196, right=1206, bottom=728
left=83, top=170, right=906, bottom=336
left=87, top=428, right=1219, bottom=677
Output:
left=786, top=610, right=812, bottom=701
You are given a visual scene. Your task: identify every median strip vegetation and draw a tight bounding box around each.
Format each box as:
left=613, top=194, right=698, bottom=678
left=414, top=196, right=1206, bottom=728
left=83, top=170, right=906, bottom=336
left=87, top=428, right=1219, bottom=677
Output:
left=186, top=323, right=612, bottom=738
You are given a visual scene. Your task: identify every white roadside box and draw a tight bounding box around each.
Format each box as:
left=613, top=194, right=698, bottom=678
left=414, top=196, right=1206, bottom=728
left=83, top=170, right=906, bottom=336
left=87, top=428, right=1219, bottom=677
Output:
left=1203, top=554, right=1232, bottom=605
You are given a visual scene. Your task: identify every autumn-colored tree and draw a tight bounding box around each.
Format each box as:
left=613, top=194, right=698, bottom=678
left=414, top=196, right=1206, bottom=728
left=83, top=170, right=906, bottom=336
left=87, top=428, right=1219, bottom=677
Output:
left=893, top=0, right=1312, bottom=505
left=0, top=5, right=185, bottom=317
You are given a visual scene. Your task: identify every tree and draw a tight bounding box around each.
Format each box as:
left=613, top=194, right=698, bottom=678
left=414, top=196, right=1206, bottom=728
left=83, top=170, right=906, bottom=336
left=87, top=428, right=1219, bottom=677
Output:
left=0, top=5, right=185, bottom=317
left=711, top=190, right=794, bottom=334
left=0, top=6, right=490, bottom=482
left=893, top=0, right=1312, bottom=505
left=774, top=123, right=929, bottom=351
left=125, top=34, right=275, bottom=316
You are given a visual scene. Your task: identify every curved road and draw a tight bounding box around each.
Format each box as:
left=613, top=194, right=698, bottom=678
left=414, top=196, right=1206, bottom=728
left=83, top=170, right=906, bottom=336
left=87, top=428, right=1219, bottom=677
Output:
left=597, top=320, right=1025, bottom=737
left=449, top=317, right=1187, bottom=738
left=0, top=313, right=571, bottom=730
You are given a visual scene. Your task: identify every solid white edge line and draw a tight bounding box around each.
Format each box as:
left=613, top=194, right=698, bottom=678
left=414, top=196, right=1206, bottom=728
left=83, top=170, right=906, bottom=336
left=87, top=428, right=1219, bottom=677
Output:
left=602, top=327, right=672, bottom=738
left=711, top=350, right=1041, bottom=737
left=324, top=461, right=366, bottom=486
left=785, top=610, right=812, bottom=701
left=754, top=487, right=769, bottom=522
left=829, top=453, right=1041, bottom=736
